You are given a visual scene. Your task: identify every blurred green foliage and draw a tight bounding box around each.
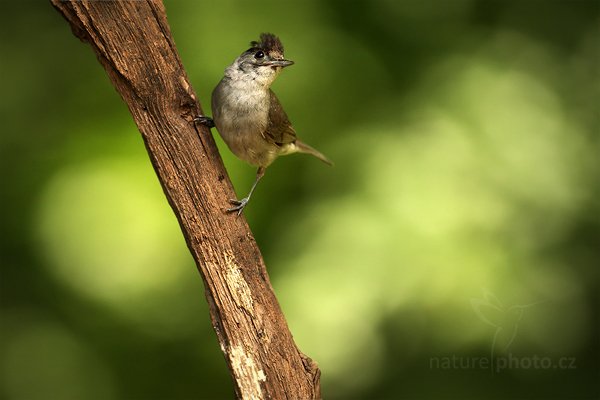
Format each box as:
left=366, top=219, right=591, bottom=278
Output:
left=1, top=0, right=599, bottom=399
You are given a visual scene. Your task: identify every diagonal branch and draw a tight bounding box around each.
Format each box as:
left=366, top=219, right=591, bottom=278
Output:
left=50, top=1, right=321, bottom=398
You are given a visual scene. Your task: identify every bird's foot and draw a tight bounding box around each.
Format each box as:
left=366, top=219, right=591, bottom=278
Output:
left=193, top=115, right=215, bottom=128
left=227, top=197, right=250, bottom=216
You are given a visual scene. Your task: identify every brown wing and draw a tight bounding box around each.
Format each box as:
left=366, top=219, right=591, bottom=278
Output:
left=265, top=90, right=297, bottom=146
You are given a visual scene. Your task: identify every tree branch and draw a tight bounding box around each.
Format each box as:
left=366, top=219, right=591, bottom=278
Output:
left=50, top=1, right=321, bottom=398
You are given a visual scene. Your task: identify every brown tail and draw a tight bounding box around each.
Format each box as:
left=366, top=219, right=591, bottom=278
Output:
left=295, top=140, right=334, bottom=166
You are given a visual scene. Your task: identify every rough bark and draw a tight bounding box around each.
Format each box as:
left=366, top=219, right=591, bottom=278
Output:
left=50, top=1, right=321, bottom=398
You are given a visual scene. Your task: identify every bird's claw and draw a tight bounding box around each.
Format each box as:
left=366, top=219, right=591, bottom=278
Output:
left=193, top=115, right=215, bottom=128
left=227, top=197, right=249, bottom=216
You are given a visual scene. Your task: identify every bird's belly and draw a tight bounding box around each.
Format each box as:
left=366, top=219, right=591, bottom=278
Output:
left=216, top=113, right=278, bottom=167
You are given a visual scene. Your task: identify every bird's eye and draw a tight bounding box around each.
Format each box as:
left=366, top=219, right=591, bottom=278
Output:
left=254, top=50, right=265, bottom=59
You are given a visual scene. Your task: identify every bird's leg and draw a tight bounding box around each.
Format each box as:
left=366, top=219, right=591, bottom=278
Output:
left=227, top=167, right=265, bottom=215
left=193, top=115, right=215, bottom=128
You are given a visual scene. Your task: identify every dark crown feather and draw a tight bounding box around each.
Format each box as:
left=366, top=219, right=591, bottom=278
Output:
left=249, top=33, right=284, bottom=55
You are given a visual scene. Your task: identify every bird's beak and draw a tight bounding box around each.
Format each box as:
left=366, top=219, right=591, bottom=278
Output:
left=265, top=59, right=294, bottom=68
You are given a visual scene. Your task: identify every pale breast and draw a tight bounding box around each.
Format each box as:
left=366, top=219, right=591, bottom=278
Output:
left=212, top=79, right=279, bottom=167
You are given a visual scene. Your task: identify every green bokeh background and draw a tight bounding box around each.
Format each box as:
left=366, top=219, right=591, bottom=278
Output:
left=1, top=0, right=599, bottom=399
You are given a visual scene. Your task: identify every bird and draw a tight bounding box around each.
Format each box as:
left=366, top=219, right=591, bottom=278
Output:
left=194, top=33, right=332, bottom=215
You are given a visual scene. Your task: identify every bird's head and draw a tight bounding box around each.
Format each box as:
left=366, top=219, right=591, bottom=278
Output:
left=226, top=33, right=294, bottom=86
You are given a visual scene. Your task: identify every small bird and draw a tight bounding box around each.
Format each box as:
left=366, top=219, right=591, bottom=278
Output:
left=195, top=33, right=332, bottom=215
